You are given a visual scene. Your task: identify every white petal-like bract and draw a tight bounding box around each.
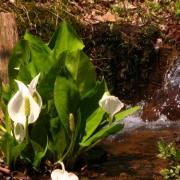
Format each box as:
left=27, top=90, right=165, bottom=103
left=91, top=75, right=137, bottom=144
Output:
left=13, top=122, right=25, bottom=142
left=99, top=92, right=124, bottom=119
left=8, top=79, right=41, bottom=125
left=51, top=169, right=79, bottom=180
left=28, top=73, right=42, bottom=108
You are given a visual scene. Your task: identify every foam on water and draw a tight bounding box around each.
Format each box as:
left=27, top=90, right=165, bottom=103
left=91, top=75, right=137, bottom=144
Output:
left=107, top=105, right=180, bottom=141
left=121, top=112, right=177, bottom=132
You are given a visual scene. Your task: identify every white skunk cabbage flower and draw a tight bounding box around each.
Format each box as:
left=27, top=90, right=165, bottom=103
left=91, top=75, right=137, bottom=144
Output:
left=13, top=122, right=25, bottom=142
left=8, top=74, right=42, bottom=126
left=51, top=169, right=79, bottom=180
left=99, top=92, right=124, bottom=124
left=51, top=161, right=79, bottom=180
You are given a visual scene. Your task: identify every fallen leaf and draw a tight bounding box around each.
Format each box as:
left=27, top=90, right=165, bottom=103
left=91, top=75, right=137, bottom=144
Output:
left=102, top=12, right=116, bottom=22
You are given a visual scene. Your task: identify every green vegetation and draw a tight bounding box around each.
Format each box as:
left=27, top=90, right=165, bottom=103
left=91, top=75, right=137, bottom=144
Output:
left=157, top=140, right=180, bottom=179
left=0, top=21, right=140, bottom=171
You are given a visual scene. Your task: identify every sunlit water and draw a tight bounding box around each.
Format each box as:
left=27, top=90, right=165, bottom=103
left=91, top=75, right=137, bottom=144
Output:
left=100, top=103, right=180, bottom=179
left=99, top=57, right=180, bottom=179
left=107, top=106, right=180, bottom=141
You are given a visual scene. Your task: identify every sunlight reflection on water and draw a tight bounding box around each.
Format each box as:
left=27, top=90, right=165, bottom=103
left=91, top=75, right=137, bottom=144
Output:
left=107, top=103, right=180, bottom=141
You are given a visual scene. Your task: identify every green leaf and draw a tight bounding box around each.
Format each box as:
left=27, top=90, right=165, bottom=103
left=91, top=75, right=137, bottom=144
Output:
left=33, top=152, right=45, bottom=168
left=37, top=51, right=67, bottom=97
left=16, top=63, right=32, bottom=85
left=24, top=32, right=51, bottom=55
left=81, top=107, right=105, bottom=143
left=48, top=125, right=69, bottom=161
left=75, top=80, right=106, bottom=145
left=0, top=107, right=11, bottom=134
left=175, top=2, right=180, bottom=9
left=80, top=79, right=106, bottom=122
left=176, top=149, right=180, bottom=160
left=49, top=116, right=61, bottom=139
left=65, top=50, right=96, bottom=96
left=30, top=116, right=48, bottom=149
left=80, top=123, right=124, bottom=147
left=8, top=40, right=30, bottom=92
left=27, top=42, right=53, bottom=78
left=0, top=101, right=6, bottom=117
left=22, top=32, right=53, bottom=79
left=1, top=86, right=11, bottom=102
left=72, top=108, right=82, bottom=152
left=0, top=132, right=16, bottom=165
left=12, top=141, right=27, bottom=164
left=53, top=125, right=69, bottom=160
left=115, top=106, right=141, bottom=122
left=30, top=139, right=47, bottom=168
left=54, top=69, right=80, bottom=137
left=48, top=20, right=84, bottom=59
left=9, top=32, right=52, bottom=86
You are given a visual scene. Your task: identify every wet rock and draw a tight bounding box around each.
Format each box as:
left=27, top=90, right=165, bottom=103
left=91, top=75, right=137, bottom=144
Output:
left=142, top=58, right=180, bottom=121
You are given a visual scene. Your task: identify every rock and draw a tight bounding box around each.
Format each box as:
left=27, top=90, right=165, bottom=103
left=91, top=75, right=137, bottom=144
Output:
left=142, top=56, right=180, bottom=121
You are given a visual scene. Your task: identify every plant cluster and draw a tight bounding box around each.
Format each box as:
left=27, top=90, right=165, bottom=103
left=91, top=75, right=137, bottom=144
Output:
left=111, top=0, right=180, bottom=23
left=0, top=20, right=140, bottom=178
left=157, top=139, right=180, bottom=179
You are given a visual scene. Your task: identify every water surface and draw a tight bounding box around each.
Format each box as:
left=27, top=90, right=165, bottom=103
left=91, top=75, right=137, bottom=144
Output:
left=99, top=113, right=180, bottom=180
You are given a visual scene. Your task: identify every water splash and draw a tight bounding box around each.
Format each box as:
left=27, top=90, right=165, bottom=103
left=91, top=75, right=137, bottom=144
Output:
left=141, top=57, right=180, bottom=121
left=107, top=107, right=180, bottom=141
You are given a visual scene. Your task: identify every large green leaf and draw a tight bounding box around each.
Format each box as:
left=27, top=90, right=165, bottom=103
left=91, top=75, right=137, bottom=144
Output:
left=30, top=116, right=48, bottom=150
left=65, top=50, right=96, bottom=96
left=0, top=132, right=16, bottom=165
left=115, top=106, right=141, bottom=122
left=48, top=125, right=69, bottom=161
left=81, top=107, right=105, bottom=143
left=24, top=32, right=51, bottom=55
left=27, top=43, right=53, bottom=78
left=53, top=125, right=69, bottom=160
left=49, top=116, right=61, bottom=139
left=76, top=80, right=106, bottom=144
left=16, top=63, right=32, bottom=85
left=8, top=40, right=30, bottom=92
left=48, top=20, right=84, bottom=59
left=37, top=51, right=67, bottom=97
left=54, top=69, right=80, bottom=137
left=80, top=79, right=106, bottom=123
left=23, top=32, right=53, bottom=79
left=80, top=123, right=124, bottom=147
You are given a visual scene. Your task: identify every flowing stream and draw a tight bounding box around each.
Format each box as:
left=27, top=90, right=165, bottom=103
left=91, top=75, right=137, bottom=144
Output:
left=98, top=111, right=180, bottom=180
left=97, top=55, right=180, bottom=179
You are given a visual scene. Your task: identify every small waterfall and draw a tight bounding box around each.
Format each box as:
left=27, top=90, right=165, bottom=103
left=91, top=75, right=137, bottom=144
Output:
left=100, top=48, right=180, bottom=180
left=141, top=56, right=180, bottom=121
